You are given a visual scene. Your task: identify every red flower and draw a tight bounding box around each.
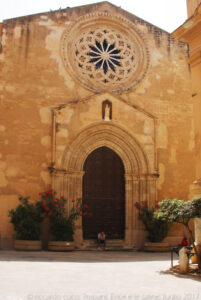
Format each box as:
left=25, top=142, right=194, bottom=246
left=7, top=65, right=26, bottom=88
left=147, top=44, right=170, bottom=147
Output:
left=78, top=198, right=82, bottom=202
left=141, top=205, right=146, bottom=209
left=134, top=203, right=140, bottom=209
left=82, top=212, right=87, bottom=216
left=48, top=212, right=52, bottom=216
left=84, top=204, right=88, bottom=209
left=46, top=199, right=49, bottom=203
left=38, top=193, right=41, bottom=196
left=46, top=190, right=50, bottom=195
left=72, top=200, right=75, bottom=203
left=155, top=204, right=160, bottom=209
left=45, top=207, right=49, bottom=211
left=76, top=204, right=81, bottom=210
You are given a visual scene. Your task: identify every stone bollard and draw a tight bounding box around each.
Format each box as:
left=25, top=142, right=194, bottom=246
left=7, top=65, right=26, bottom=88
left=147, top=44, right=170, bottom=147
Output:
left=179, top=247, right=189, bottom=273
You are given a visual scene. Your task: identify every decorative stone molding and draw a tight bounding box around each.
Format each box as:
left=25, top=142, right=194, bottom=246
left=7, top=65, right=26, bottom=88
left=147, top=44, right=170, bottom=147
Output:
left=52, top=122, right=157, bottom=248
left=61, top=12, right=149, bottom=94
left=61, top=123, right=149, bottom=174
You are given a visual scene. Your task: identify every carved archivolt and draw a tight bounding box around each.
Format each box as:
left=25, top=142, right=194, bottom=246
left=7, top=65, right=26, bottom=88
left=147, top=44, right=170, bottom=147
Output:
left=52, top=122, right=157, bottom=248
left=61, top=123, right=150, bottom=175
left=61, top=12, right=149, bottom=93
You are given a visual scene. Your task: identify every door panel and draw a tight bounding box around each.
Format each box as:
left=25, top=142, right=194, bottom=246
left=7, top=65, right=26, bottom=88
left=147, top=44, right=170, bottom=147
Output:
left=82, top=146, right=125, bottom=239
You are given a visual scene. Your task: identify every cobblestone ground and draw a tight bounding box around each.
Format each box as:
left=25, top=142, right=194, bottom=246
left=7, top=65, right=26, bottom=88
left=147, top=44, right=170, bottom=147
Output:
left=0, top=251, right=200, bottom=300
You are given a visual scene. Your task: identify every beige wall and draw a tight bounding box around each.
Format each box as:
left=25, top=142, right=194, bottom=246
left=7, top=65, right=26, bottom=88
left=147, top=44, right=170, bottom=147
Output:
left=173, top=4, right=201, bottom=185
left=0, top=2, right=195, bottom=247
left=186, top=0, right=201, bottom=17
left=0, top=23, right=2, bottom=36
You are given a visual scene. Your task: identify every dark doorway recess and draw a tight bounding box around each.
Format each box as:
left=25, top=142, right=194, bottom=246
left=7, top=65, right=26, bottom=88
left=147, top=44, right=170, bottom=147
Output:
left=82, top=146, right=125, bottom=239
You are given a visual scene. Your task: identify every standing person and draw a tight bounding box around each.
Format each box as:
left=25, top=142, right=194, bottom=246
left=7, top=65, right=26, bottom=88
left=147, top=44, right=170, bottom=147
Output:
left=97, top=231, right=106, bottom=249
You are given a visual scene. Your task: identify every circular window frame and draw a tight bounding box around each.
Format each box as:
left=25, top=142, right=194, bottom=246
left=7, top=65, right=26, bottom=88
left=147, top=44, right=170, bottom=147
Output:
left=61, top=12, right=149, bottom=94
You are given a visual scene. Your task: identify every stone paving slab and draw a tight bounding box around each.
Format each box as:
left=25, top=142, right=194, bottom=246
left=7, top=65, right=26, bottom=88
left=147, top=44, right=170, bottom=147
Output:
left=0, top=251, right=200, bottom=300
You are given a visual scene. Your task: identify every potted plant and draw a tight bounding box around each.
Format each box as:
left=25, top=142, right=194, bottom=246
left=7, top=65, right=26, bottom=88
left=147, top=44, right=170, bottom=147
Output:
left=8, top=196, right=42, bottom=250
left=48, top=215, right=75, bottom=251
left=134, top=200, right=170, bottom=251
left=37, top=190, right=68, bottom=250
left=48, top=198, right=92, bottom=251
left=37, top=191, right=92, bottom=251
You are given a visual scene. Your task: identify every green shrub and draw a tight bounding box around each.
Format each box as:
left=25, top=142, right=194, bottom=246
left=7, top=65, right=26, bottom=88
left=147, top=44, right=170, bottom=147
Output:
left=50, top=215, right=74, bottom=241
left=8, top=196, right=42, bottom=240
left=134, top=200, right=169, bottom=242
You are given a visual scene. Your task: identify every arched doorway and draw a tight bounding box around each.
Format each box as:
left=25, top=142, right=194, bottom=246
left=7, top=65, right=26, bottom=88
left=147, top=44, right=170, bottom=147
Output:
left=53, top=122, right=156, bottom=248
left=82, top=146, right=125, bottom=239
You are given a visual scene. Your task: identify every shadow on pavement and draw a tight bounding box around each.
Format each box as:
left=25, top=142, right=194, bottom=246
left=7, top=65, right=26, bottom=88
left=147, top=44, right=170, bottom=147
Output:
left=159, top=268, right=201, bottom=282
left=0, top=250, right=173, bottom=263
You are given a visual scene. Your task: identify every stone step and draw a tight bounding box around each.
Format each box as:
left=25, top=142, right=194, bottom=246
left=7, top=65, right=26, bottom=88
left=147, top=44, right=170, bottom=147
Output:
left=82, top=239, right=135, bottom=251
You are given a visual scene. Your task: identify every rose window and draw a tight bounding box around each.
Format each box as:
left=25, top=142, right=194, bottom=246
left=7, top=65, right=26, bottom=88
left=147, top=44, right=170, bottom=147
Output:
left=61, top=14, right=149, bottom=93
left=88, top=39, right=122, bottom=74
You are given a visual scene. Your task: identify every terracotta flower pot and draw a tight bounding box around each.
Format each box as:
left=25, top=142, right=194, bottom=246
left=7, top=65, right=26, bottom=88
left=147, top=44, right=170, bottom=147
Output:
left=14, top=240, right=42, bottom=251
left=48, top=241, right=75, bottom=251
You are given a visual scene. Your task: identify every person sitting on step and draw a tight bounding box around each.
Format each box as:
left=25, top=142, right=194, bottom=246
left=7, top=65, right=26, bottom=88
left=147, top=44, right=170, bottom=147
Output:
left=97, top=231, right=106, bottom=249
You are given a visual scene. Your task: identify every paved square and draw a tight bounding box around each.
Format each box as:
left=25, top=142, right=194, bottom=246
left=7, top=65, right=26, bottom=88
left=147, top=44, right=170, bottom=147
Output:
left=0, top=251, right=200, bottom=300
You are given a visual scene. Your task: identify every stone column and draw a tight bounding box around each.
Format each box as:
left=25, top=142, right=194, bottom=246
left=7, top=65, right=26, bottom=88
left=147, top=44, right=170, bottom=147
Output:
left=67, top=171, right=84, bottom=248
left=124, top=173, right=134, bottom=248
left=147, top=174, right=157, bottom=207
left=132, top=175, right=146, bottom=249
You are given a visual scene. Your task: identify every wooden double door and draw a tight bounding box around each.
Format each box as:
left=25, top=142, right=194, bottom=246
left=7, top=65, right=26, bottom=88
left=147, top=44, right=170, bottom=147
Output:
left=82, top=146, right=125, bottom=239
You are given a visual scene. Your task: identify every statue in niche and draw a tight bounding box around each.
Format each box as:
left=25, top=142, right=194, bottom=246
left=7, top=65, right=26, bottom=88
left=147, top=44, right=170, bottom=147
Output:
left=104, top=104, right=110, bottom=121
left=102, top=100, right=112, bottom=121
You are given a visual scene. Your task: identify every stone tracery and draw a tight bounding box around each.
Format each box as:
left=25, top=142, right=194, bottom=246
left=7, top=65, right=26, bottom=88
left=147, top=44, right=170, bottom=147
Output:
left=61, top=13, right=149, bottom=93
left=87, top=38, right=122, bottom=74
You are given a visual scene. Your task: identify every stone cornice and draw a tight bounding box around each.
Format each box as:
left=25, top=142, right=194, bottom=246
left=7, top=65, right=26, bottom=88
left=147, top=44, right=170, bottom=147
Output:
left=172, top=3, right=201, bottom=41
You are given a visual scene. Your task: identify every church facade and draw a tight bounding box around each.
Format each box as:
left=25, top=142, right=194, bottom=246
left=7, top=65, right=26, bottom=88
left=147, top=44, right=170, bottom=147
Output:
left=0, top=2, right=196, bottom=249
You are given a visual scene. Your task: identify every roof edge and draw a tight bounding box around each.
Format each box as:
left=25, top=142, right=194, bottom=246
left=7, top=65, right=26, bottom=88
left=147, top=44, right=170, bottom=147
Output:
left=2, top=1, right=171, bottom=35
left=2, top=2, right=111, bottom=23
left=172, top=2, right=201, bottom=40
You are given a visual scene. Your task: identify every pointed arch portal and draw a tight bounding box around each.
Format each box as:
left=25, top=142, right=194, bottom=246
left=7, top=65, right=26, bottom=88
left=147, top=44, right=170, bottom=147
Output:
left=52, top=123, right=157, bottom=248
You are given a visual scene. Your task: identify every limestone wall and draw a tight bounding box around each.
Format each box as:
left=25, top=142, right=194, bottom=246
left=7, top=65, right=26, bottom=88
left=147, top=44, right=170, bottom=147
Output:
left=0, top=2, right=195, bottom=247
left=187, top=0, right=201, bottom=17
